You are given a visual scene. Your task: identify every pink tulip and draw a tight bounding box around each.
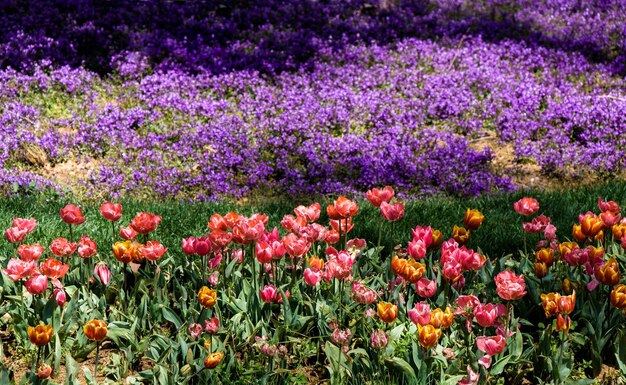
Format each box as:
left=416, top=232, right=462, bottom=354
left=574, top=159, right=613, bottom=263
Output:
left=544, top=224, right=557, bottom=241
left=255, top=240, right=274, bottom=264
left=365, top=186, right=395, bottom=207
left=370, top=329, right=389, bottom=350
left=600, top=211, right=621, bottom=227
left=494, top=270, right=526, bottom=301
left=294, top=203, right=321, bottom=222
left=351, top=281, right=377, bottom=304
left=408, top=302, right=431, bottom=326
left=208, top=272, right=219, bottom=286
left=100, top=202, right=122, bottom=221
left=204, top=317, right=220, bottom=334
left=94, top=262, right=111, bottom=285
left=18, top=244, right=44, bottom=261
left=598, top=197, right=620, bottom=213
left=303, top=268, right=321, bottom=286
left=410, top=226, right=433, bottom=248
left=231, top=249, right=244, bottom=264
left=193, top=236, right=212, bottom=256
left=513, top=197, right=539, bottom=216
left=283, top=233, right=310, bottom=258
left=182, top=236, right=196, bottom=255
left=476, top=335, right=507, bottom=368
left=119, top=225, right=138, bottom=240
left=380, top=201, right=404, bottom=222
left=188, top=323, right=203, bottom=339
left=25, top=273, right=48, bottom=294
left=3, top=258, right=37, bottom=281
left=408, top=238, right=427, bottom=260
left=207, top=253, right=222, bottom=269
left=346, top=238, right=366, bottom=251
left=4, top=226, right=28, bottom=243
left=78, top=236, right=97, bottom=258
left=416, top=278, right=437, bottom=298
left=459, top=365, right=480, bottom=385
left=523, top=215, right=551, bottom=233
left=260, top=284, right=279, bottom=303
left=13, top=218, right=37, bottom=233
left=460, top=249, right=486, bottom=271
left=54, top=288, right=67, bottom=307
left=474, top=303, right=505, bottom=328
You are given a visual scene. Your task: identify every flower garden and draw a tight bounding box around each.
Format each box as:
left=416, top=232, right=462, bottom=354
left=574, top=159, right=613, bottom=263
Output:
left=1, top=1, right=626, bottom=384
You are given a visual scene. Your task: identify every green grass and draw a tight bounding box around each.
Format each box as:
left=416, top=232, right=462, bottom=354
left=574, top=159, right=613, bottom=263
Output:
left=1, top=180, right=626, bottom=261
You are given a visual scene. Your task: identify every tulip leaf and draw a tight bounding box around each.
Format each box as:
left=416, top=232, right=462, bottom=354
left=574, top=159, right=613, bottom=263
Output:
left=107, top=321, right=133, bottom=347
left=65, top=353, right=79, bottom=385
left=490, top=354, right=511, bottom=375
left=615, top=329, right=626, bottom=374
left=161, top=306, right=183, bottom=329
left=384, top=357, right=416, bottom=380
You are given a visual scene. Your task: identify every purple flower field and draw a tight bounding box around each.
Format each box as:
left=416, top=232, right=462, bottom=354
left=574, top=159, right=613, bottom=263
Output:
left=1, top=0, right=625, bottom=200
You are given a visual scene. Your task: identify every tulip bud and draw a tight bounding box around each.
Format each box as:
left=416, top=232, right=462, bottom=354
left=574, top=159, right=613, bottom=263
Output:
left=463, top=208, right=484, bottom=231
left=54, top=288, right=67, bottom=308
left=555, top=314, right=571, bottom=334
left=430, top=229, right=443, bottom=249
left=452, top=225, right=470, bottom=245
left=94, top=262, right=111, bottom=285
left=37, top=364, right=52, bottom=379
left=204, top=352, right=224, bottom=369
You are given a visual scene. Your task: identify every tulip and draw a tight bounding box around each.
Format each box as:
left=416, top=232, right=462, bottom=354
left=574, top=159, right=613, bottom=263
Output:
left=93, top=262, right=111, bottom=285
left=3, top=258, right=37, bottom=281
left=188, top=323, right=203, bottom=339
left=326, top=196, right=358, bottom=220
left=476, top=335, right=506, bottom=368
left=12, top=217, right=37, bottom=233
left=540, top=292, right=560, bottom=318
left=4, top=226, right=28, bottom=243
left=39, top=258, right=70, bottom=279
left=557, top=291, right=576, bottom=315
left=54, top=288, right=67, bottom=307
left=430, top=229, right=443, bottom=249
left=523, top=215, right=551, bottom=233
left=303, top=268, right=321, bottom=286
left=28, top=323, right=53, bottom=347
left=324, top=230, right=340, bottom=244
left=59, top=204, right=86, bottom=225
left=308, top=256, right=325, bottom=271
left=598, top=197, right=620, bottom=213
left=119, top=225, right=138, bottom=240
left=208, top=214, right=229, bottom=232
left=139, top=240, right=168, bottom=262
left=37, top=364, right=52, bottom=379
left=408, top=238, right=427, bottom=260
left=255, top=240, right=274, bottom=264
left=417, top=325, right=442, bottom=349
left=408, top=302, right=431, bottom=326
left=601, top=211, right=621, bottom=228
left=459, top=366, right=480, bottom=385
left=461, top=250, right=486, bottom=271
left=416, top=278, right=437, bottom=298
left=78, top=235, right=97, bottom=258
left=377, top=302, right=398, bottom=323
left=595, top=258, right=620, bottom=286
left=494, top=270, right=526, bottom=301
left=370, top=329, right=389, bottom=350
left=452, top=225, right=470, bottom=245
left=204, top=352, right=224, bottom=369
left=18, top=244, right=44, bottom=261
left=429, top=308, right=446, bottom=328
left=463, top=208, right=484, bottom=231
left=283, top=233, right=310, bottom=258
left=84, top=320, right=108, bottom=341
left=380, top=201, right=404, bottom=222
left=49, top=237, right=77, bottom=257
left=112, top=240, right=139, bottom=264
left=330, top=328, right=352, bottom=346
left=198, top=286, right=217, bottom=308
left=130, top=212, right=162, bottom=235
left=555, top=314, right=571, bottom=333
left=232, top=218, right=265, bottom=244
left=25, top=274, right=48, bottom=295
left=365, top=186, right=394, bottom=207
left=330, top=217, right=354, bottom=233
left=280, top=214, right=306, bottom=233
left=535, top=248, right=554, bottom=266
left=535, top=262, right=548, bottom=278
left=351, top=281, right=377, bottom=304
left=181, top=236, right=197, bottom=255
left=204, top=317, right=219, bottom=334
left=100, top=202, right=122, bottom=221
left=612, top=222, right=626, bottom=239
left=294, top=202, right=321, bottom=222
left=474, top=303, right=501, bottom=328
left=580, top=214, right=603, bottom=238
left=610, top=284, right=626, bottom=309
left=513, top=197, right=539, bottom=216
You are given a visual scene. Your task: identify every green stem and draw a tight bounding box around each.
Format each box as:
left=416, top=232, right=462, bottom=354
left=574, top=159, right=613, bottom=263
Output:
left=95, top=342, right=100, bottom=377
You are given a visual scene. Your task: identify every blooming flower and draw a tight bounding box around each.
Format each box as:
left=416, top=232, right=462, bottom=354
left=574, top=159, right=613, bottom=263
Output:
left=78, top=236, right=97, bottom=258
left=380, top=201, right=404, bottom=222
left=513, top=197, right=539, bottom=216
left=28, top=322, right=53, bottom=347
left=49, top=238, right=77, bottom=257
left=130, top=212, right=162, bottom=235
left=84, top=320, right=108, bottom=341
left=39, top=258, right=70, bottom=279
left=100, top=202, right=123, bottom=221
left=60, top=204, right=86, bottom=225
left=3, top=258, right=36, bottom=281
left=18, top=244, right=44, bottom=261
left=494, top=270, right=526, bottom=301
left=377, top=302, right=398, bottom=323
left=365, top=186, right=394, bottom=207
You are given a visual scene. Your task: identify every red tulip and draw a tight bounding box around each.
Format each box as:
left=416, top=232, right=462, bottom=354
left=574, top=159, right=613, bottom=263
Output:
left=18, top=244, right=44, bottom=261
left=39, top=258, right=70, bottom=279
left=119, top=225, right=138, bottom=240
left=193, top=236, right=212, bottom=256
left=139, top=241, right=168, bottom=262
left=208, top=214, right=229, bottom=232
left=4, top=226, right=28, bottom=243
left=60, top=204, right=86, bottom=225
left=49, top=238, right=77, bottom=257
left=326, top=196, right=358, bottom=220
left=100, top=202, right=122, bottom=221
left=130, top=212, right=162, bottom=235
left=513, top=197, right=539, bottom=216
left=255, top=240, right=274, bottom=264
left=365, top=186, right=395, bottom=207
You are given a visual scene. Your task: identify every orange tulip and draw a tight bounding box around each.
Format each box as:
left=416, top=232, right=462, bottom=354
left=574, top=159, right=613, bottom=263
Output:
left=612, top=223, right=626, bottom=239
left=198, top=286, right=217, bottom=308
left=28, top=323, right=53, bottom=347
left=377, top=302, right=398, bottom=323
left=587, top=246, right=605, bottom=266
left=555, top=314, right=571, bottom=333
left=401, top=259, right=425, bottom=284
left=390, top=255, right=407, bottom=277
left=417, top=325, right=442, bottom=349
left=326, top=196, right=358, bottom=220
left=112, top=240, right=139, bottom=264
left=429, top=308, right=445, bottom=328
left=452, top=225, right=470, bottom=245
left=557, top=290, right=576, bottom=315
left=535, top=248, right=554, bottom=267
left=535, top=262, right=548, bottom=278
left=572, top=224, right=586, bottom=242
left=430, top=229, right=443, bottom=249
left=595, top=258, right=620, bottom=286
left=84, top=320, right=108, bottom=341
left=308, top=256, right=324, bottom=271
left=540, top=293, right=560, bottom=318
left=558, top=242, right=579, bottom=258
left=463, top=209, right=484, bottom=231
left=204, top=352, right=224, bottom=369
left=442, top=306, right=454, bottom=328
left=580, top=214, right=603, bottom=238
left=610, top=284, right=626, bottom=309
left=130, top=212, right=162, bottom=235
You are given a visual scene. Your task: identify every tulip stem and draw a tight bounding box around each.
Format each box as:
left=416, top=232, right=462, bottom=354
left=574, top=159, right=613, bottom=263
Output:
left=33, top=346, right=41, bottom=371
left=111, top=221, right=116, bottom=245
left=95, top=342, right=100, bottom=377
left=68, top=224, right=73, bottom=243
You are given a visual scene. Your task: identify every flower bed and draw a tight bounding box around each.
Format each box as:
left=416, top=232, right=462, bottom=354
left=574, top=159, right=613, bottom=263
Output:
left=2, top=187, right=626, bottom=383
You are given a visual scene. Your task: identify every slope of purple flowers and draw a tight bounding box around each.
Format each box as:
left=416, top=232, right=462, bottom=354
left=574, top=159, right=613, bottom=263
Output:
left=0, top=1, right=625, bottom=200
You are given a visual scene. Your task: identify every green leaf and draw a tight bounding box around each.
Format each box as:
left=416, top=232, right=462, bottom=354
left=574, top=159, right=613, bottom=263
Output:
left=107, top=321, right=133, bottom=347
left=161, top=307, right=183, bottom=329
left=615, top=329, right=626, bottom=374
left=65, top=354, right=79, bottom=385
left=384, top=357, right=416, bottom=380
left=490, top=354, right=512, bottom=376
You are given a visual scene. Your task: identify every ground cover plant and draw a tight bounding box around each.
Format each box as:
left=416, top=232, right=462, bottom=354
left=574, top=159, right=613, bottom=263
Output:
left=0, top=1, right=625, bottom=200
left=1, top=183, right=626, bottom=384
